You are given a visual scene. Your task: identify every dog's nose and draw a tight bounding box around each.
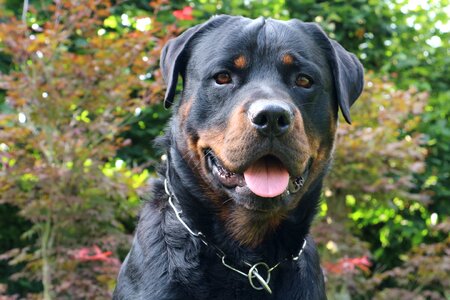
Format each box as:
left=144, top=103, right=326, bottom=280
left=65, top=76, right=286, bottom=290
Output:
left=248, top=100, right=294, bottom=137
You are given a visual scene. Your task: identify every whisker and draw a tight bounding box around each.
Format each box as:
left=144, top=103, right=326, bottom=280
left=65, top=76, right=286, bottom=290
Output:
left=222, top=198, right=234, bottom=206
left=177, top=147, right=211, bottom=171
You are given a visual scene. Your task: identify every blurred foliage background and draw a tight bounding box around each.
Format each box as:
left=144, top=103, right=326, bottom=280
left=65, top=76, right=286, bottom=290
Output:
left=0, top=0, right=448, bottom=299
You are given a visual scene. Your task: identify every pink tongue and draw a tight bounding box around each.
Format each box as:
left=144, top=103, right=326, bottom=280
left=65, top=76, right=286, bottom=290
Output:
left=243, top=157, right=289, bottom=198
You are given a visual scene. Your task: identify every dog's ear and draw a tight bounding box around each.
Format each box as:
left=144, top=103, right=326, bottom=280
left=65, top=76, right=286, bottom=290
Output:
left=294, top=22, right=364, bottom=124
left=160, top=25, right=202, bottom=109
left=326, top=38, right=364, bottom=124
left=160, top=15, right=232, bottom=108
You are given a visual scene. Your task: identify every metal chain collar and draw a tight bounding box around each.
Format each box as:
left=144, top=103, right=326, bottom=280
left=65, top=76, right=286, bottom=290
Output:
left=164, top=178, right=307, bottom=294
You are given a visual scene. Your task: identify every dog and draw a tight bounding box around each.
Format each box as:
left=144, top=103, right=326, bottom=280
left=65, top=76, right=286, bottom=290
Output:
left=114, top=15, right=363, bottom=300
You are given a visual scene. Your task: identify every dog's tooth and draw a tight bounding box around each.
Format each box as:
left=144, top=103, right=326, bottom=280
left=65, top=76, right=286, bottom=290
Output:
left=288, top=176, right=304, bottom=193
left=237, top=176, right=246, bottom=187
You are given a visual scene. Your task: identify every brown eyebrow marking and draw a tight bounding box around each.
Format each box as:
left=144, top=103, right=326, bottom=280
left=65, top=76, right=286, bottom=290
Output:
left=282, top=54, right=294, bottom=65
left=233, top=55, right=247, bottom=69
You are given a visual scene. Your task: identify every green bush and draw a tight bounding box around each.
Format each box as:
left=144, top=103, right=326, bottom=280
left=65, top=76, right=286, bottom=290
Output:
left=0, top=1, right=170, bottom=297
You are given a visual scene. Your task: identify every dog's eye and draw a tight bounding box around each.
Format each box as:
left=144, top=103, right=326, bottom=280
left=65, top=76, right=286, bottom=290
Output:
left=214, top=72, right=232, bottom=85
left=295, top=74, right=313, bottom=88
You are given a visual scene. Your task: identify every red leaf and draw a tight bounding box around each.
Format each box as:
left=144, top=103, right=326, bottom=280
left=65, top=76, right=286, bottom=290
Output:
left=73, top=245, right=113, bottom=262
left=324, top=255, right=372, bottom=274
left=173, top=6, right=193, bottom=21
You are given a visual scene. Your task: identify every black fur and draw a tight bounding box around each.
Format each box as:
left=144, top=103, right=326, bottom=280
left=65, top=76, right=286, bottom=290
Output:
left=114, top=15, right=363, bottom=300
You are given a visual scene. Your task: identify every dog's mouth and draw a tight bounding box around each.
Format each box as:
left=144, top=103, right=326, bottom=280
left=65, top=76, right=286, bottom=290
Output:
left=205, top=149, right=311, bottom=199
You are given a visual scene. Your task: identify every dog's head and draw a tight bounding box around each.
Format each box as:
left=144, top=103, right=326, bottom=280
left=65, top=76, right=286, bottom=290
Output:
left=160, top=15, right=363, bottom=247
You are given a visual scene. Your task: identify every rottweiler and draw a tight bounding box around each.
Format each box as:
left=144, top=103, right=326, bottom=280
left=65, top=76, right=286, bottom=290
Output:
left=114, top=15, right=363, bottom=300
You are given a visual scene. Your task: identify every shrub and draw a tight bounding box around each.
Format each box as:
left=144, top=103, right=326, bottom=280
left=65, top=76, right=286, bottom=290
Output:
left=0, top=1, right=175, bottom=298
left=314, top=74, right=447, bottom=299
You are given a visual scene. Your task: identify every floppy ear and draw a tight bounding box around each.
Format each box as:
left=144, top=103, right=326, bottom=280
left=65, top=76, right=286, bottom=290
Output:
left=326, top=39, right=364, bottom=124
left=298, top=22, right=364, bottom=124
left=160, top=15, right=232, bottom=109
left=160, top=25, right=203, bottom=109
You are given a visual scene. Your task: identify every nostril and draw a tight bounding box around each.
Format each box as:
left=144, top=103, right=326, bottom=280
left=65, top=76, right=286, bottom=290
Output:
left=253, top=113, right=268, bottom=127
left=277, top=114, right=290, bottom=128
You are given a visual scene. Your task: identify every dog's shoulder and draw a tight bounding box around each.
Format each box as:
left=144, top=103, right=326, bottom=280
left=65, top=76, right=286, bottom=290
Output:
left=115, top=178, right=208, bottom=300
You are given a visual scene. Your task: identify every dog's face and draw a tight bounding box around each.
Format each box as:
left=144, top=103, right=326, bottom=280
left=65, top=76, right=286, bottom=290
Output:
left=161, top=16, right=363, bottom=247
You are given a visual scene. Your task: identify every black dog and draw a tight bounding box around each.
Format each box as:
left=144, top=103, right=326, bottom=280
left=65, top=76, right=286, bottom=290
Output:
left=114, top=15, right=363, bottom=300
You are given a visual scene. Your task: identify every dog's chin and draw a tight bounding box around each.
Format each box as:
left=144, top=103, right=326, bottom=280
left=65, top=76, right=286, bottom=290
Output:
left=204, top=149, right=312, bottom=212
